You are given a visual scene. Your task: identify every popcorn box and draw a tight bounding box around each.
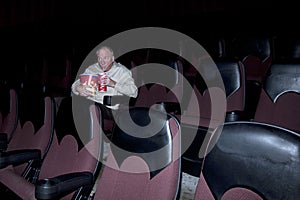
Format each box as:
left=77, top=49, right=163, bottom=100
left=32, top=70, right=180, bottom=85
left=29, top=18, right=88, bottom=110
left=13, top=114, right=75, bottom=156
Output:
left=80, top=74, right=98, bottom=95
left=80, top=74, right=98, bottom=87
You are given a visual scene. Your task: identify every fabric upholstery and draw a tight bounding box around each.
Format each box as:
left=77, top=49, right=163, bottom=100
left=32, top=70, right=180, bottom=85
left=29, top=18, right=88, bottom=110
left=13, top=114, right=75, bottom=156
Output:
left=94, top=107, right=181, bottom=200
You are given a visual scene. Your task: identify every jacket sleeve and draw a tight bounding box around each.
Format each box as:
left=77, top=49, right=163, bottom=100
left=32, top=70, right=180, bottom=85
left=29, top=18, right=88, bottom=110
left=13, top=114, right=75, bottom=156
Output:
left=114, top=71, right=138, bottom=98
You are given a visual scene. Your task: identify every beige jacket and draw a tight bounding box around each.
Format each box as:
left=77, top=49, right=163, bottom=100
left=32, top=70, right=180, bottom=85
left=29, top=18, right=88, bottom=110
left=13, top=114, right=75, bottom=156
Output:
left=71, top=62, right=138, bottom=109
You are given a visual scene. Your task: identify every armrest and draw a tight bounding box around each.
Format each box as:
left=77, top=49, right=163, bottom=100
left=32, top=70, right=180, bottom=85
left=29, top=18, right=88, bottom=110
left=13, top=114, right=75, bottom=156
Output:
left=0, top=133, right=8, bottom=151
left=35, top=172, right=93, bottom=200
left=103, top=95, right=131, bottom=106
left=0, top=149, right=41, bottom=169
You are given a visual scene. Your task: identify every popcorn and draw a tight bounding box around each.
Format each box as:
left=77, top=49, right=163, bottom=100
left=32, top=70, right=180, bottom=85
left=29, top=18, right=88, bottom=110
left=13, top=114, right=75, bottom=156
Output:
left=85, top=86, right=96, bottom=95
left=80, top=74, right=98, bottom=96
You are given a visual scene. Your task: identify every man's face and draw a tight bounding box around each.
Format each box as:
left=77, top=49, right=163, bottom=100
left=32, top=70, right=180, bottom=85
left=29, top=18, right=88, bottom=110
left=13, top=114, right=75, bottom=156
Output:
left=97, top=48, right=114, bottom=72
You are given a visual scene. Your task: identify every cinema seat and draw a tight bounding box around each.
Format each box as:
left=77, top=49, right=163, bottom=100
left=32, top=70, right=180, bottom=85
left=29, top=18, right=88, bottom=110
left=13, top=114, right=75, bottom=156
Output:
left=0, top=87, right=18, bottom=150
left=93, top=107, right=181, bottom=200
left=0, top=94, right=55, bottom=181
left=0, top=103, right=103, bottom=200
left=194, top=121, right=300, bottom=200
left=254, top=63, right=300, bottom=133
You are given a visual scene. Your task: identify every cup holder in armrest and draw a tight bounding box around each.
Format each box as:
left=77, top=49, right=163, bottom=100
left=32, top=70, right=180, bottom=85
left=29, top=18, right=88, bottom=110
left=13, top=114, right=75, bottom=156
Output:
left=35, top=178, right=59, bottom=200
left=39, top=178, right=56, bottom=186
left=225, top=111, right=248, bottom=122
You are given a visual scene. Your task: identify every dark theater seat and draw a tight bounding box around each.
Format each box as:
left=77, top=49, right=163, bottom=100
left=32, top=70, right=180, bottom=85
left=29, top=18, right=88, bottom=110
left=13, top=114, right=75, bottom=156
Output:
left=194, top=121, right=300, bottom=200
left=0, top=103, right=103, bottom=200
left=93, top=107, right=181, bottom=200
left=254, top=63, right=300, bottom=133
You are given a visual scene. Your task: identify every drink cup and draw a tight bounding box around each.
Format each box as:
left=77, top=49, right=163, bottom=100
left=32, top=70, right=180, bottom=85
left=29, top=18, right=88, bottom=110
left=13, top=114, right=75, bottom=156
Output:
left=98, top=73, right=107, bottom=92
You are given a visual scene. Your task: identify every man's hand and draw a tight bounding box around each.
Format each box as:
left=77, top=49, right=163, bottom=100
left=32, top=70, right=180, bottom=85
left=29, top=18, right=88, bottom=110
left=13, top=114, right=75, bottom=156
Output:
left=76, top=84, right=95, bottom=96
left=100, top=76, right=116, bottom=87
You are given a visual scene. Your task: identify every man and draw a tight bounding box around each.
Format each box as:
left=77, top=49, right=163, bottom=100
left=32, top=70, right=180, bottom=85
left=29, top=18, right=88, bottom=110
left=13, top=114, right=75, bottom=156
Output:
left=71, top=46, right=138, bottom=121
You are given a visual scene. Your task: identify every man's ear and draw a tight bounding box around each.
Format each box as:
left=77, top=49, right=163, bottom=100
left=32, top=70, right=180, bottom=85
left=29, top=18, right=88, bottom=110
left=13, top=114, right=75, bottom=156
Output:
left=112, top=56, right=115, bottom=62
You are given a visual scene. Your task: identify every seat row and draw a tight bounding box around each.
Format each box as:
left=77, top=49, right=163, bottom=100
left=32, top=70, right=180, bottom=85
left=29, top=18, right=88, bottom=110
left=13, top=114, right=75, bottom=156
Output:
left=122, top=48, right=300, bottom=133
left=0, top=92, right=182, bottom=199
left=1, top=49, right=299, bottom=154
left=1, top=92, right=299, bottom=199
left=116, top=49, right=300, bottom=178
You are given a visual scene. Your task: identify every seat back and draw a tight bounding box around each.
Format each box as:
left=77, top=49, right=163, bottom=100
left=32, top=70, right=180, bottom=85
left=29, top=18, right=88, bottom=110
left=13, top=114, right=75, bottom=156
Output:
left=37, top=103, right=102, bottom=199
left=54, top=96, right=84, bottom=149
left=273, top=35, right=300, bottom=62
left=254, top=63, right=300, bottom=133
left=133, top=49, right=184, bottom=114
left=179, top=60, right=244, bottom=176
left=232, top=36, right=273, bottom=83
left=195, top=121, right=300, bottom=200
left=44, top=56, right=72, bottom=98
left=182, top=60, right=244, bottom=128
left=216, top=60, right=246, bottom=114
left=6, top=88, right=55, bottom=176
left=0, top=102, right=102, bottom=200
left=94, top=107, right=181, bottom=200
left=0, top=87, right=18, bottom=142
left=199, top=37, right=226, bottom=60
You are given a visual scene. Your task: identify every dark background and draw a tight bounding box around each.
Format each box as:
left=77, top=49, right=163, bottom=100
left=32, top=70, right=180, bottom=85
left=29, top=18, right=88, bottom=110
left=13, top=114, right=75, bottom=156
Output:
left=0, top=0, right=298, bottom=78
